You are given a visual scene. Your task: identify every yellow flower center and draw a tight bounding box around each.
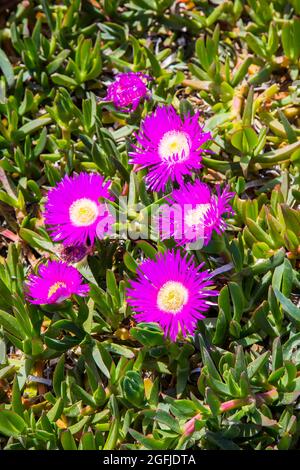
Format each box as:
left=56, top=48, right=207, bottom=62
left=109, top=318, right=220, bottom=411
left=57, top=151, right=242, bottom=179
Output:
left=157, top=281, right=189, bottom=314
left=69, top=198, right=99, bottom=227
left=185, top=203, right=211, bottom=227
left=158, top=131, right=190, bottom=162
left=48, top=281, right=67, bottom=298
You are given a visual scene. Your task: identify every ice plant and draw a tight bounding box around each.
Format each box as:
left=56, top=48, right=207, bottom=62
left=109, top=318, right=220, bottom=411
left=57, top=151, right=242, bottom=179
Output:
left=44, top=172, right=114, bottom=246
left=25, top=260, right=89, bottom=305
left=105, top=72, right=151, bottom=111
left=126, top=250, right=217, bottom=341
left=129, top=105, right=211, bottom=192
left=158, top=181, right=234, bottom=246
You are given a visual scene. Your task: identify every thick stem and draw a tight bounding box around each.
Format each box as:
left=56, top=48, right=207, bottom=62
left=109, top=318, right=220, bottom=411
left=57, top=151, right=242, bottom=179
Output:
left=183, top=388, right=277, bottom=436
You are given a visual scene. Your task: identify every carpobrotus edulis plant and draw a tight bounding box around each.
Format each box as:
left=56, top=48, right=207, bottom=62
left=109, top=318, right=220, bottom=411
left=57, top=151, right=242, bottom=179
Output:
left=105, top=71, right=151, bottom=111
left=25, top=260, right=89, bottom=304
left=129, top=105, right=211, bottom=192
left=44, top=172, right=113, bottom=246
left=126, top=250, right=217, bottom=341
left=2, top=0, right=299, bottom=452
left=159, top=181, right=235, bottom=246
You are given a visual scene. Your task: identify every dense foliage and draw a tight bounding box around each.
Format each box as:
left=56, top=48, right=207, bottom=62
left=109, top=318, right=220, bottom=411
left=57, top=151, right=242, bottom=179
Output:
left=0, top=0, right=300, bottom=451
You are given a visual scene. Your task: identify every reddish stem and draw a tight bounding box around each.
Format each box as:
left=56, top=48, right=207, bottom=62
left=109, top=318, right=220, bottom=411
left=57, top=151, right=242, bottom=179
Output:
left=183, top=388, right=277, bottom=436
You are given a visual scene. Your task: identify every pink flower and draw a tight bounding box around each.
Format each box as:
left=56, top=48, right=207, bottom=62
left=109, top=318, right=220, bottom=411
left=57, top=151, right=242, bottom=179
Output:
left=105, top=72, right=151, bottom=111
left=44, top=172, right=114, bottom=246
left=25, top=260, right=89, bottom=305
left=129, top=105, right=211, bottom=192
left=159, top=182, right=234, bottom=246
left=126, top=250, right=217, bottom=341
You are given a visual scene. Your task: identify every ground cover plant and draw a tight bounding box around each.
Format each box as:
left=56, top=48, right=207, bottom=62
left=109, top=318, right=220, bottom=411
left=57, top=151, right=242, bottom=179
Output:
left=0, top=0, right=300, bottom=451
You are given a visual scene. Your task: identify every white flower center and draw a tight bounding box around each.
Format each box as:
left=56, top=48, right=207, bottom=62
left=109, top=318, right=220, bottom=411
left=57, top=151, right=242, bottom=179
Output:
left=48, top=281, right=67, bottom=298
left=157, top=281, right=189, bottom=314
left=158, top=131, right=190, bottom=162
left=185, top=203, right=211, bottom=227
left=69, top=198, right=99, bottom=227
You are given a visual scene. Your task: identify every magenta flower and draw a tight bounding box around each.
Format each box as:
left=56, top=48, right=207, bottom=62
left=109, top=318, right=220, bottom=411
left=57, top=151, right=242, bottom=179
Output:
left=44, top=172, right=114, bottom=246
left=126, top=250, right=217, bottom=341
left=105, top=72, right=151, bottom=112
left=25, top=260, right=89, bottom=305
left=129, top=105, right=211, bottom=192
left=159, top=182, right=234, bottom=247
